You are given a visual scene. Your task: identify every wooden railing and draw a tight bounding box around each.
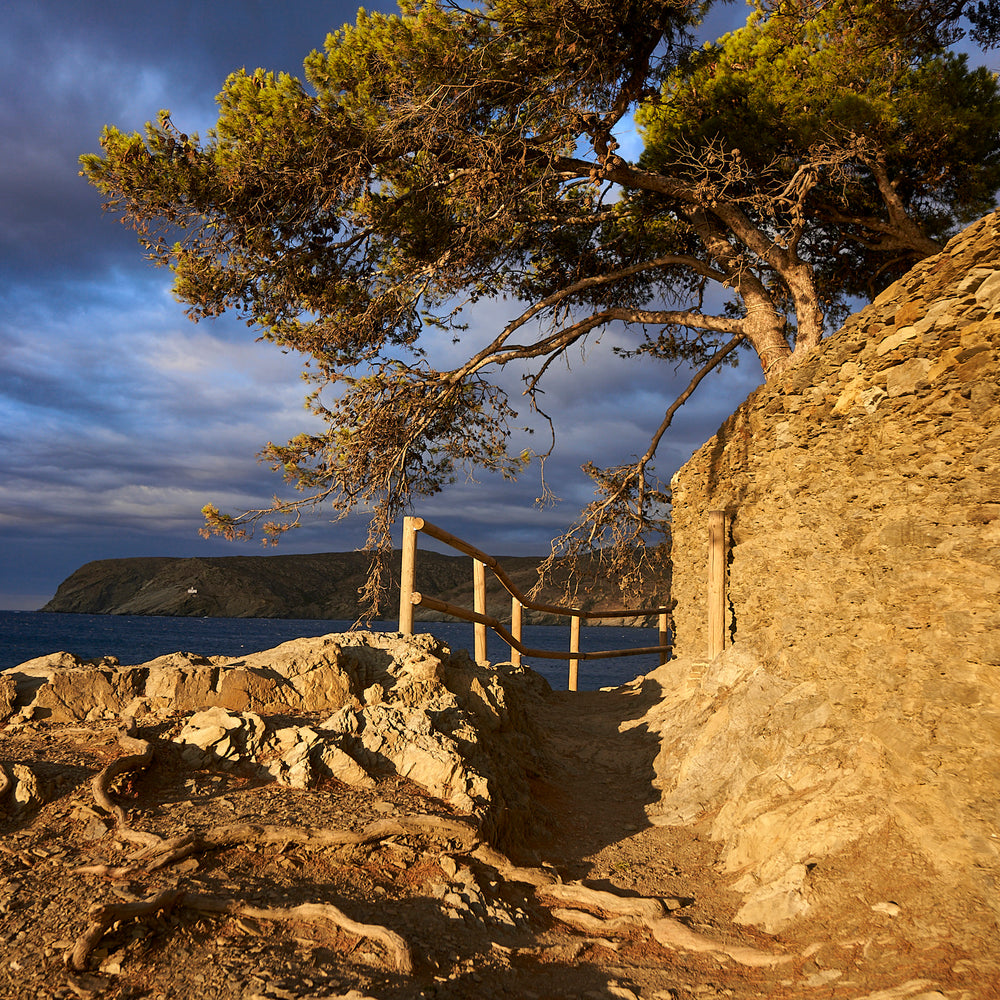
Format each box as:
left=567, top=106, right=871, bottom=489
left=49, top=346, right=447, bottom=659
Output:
left=397, top=516, right=673, bottom=691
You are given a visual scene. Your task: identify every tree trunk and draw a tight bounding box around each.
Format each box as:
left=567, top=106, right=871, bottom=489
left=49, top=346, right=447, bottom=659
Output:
left=742, top=294, right=793, bottom=378
left=686, top=208, right=794, bottom=379
left=785, top=259, right=825, bottom=355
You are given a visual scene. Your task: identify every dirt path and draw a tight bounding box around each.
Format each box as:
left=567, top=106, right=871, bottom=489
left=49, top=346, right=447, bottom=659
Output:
left=0, top=677, right=995, bottom=999
left=521, top=678, right=995, bottom=1000
left=521, top=681, right=806, bottom=1000
left=526, top=684, right=663, bottom=867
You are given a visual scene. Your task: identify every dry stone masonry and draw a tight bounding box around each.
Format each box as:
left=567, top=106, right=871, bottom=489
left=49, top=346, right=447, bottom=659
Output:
left=656, top=211, right=1000, bottom=931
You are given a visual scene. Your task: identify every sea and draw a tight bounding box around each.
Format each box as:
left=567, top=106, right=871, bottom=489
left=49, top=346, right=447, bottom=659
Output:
left=0, top=610, right=666, bottom=692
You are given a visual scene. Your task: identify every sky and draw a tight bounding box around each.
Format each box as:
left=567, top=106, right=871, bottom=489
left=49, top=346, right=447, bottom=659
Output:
left=3, top=0, right=958, bottom=611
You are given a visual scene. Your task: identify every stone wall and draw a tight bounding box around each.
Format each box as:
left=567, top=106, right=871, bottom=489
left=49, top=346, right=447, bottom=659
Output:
left=671, top=210, right=1000, bottom=676
left=654, top=212, right=1000, bottom=927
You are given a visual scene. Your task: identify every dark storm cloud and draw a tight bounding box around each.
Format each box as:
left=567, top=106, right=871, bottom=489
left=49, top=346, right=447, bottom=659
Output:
left=0, top=1, right=369, bottom=280
left=0, top=0, right=766, bottom=610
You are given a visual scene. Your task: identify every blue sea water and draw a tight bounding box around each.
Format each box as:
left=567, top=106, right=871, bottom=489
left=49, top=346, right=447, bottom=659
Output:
left=0, top=609, right=665, bottom=691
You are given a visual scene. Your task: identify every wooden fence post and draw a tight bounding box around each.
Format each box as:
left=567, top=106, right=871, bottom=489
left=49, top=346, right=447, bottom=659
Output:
left=659, top=608, right=670, bottom=666
left=510, top=598, right=522, bottom=668
left=473, top=559, right=488, bottom=665
left=568, top=613, right=581, bottom=691
left=708, top=510, right=727, bottom=659
left=399, top=516, right=419, bottom=635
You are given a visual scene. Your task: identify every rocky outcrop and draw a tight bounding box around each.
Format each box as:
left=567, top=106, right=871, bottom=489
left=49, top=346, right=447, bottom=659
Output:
left=4, top=631, right=548, bottom=848
left=655, top=212, right=1000, bottom=930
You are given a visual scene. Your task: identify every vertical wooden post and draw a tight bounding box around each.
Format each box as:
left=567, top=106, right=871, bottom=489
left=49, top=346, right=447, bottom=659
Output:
left=473, top=558, right=488, bottom=665
left=659, top=608, right=670, bottom=666
left=568, top=613, right=581, bottom=692
left=708, top=510, right=727, bottom=659
left=510, top=597, right=522, bottom=668
left=399, top=516, right=420, bottom=635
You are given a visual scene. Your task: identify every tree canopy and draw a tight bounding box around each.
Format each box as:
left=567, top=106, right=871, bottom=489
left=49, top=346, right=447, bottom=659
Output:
left=81, top=0, right=1000, bottom=611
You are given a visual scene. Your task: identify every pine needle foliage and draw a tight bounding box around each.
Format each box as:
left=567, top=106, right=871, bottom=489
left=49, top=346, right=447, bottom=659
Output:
left=81, top=0, right=1000, bottom=614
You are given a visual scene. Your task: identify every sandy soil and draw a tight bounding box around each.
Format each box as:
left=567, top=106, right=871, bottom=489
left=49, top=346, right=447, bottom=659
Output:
left=0, top=676, right=991, bottom=1000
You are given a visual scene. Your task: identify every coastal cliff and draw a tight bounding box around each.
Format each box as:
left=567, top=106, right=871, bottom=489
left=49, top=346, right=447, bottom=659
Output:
left=40, top=549, right=662, bottom=624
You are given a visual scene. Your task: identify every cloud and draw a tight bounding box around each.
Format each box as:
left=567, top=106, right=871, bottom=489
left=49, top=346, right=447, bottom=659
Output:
left=0, top=0, right=769, bottom=611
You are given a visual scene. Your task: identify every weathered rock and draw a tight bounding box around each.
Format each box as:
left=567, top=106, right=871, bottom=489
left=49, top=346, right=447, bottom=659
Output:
left=0, top=674, right=15, bottom=723
left=7, top=634, right=365, bottom=721
left=661, top=211, right=1000, bottom=930
left=8, top=631, right=546, bottom=847
left=353, top=702, right=487, bottom=814
left=6, top=764, right=44, bottom=813
left=10, top=658, right=141, bottom=723
left=315, top=742, right=376, bottom=790
left=176, top=706, right=267, bottom=768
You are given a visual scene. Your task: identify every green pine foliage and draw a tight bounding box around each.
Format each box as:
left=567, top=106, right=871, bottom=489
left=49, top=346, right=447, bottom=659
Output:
left=80, top=0, right=1000, bottom=609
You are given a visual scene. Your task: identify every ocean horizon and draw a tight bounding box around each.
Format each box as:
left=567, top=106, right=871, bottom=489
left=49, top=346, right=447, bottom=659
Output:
left=0, top=609, right=665, bottom=692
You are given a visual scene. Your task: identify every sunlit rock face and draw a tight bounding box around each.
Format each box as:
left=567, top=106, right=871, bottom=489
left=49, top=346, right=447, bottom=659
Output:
left=4, top=631, right=548, bottom=850
left=658, top=210, right=1000, bottom=930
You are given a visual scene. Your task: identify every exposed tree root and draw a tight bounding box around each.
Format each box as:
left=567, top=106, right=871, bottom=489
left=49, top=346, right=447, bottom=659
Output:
left=72, top=726, right=469, bottom=979
left=83, top=713, right=481, bottom=879
left=68, top=887, right=185, bottom=971
left=550, top=907, right=635, bottom=935
left=646, top=916, right=795, bottom=968
left=471, top=843, right=559, bottom=887
left=76, top=813, right=481, bottom=880
left=90, top=720, right=154, bottom=828
left=68, top=888, right=413, bottom=975
left=124, top=823, right=371, bottom=871
left=540, top=882, right=794, bottom=968
left=183, top=894, right=413, bottom=974
left=539, top=882, right=667, bottom=920
left=363, top=814, right=480, bottom=849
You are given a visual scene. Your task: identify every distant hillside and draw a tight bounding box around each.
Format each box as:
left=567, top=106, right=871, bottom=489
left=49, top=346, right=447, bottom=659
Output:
left=40, top=550, right=667, bottom=624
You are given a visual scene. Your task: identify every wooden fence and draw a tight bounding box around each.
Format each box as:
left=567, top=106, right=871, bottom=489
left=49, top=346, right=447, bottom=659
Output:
left=398, top=514, right=728, bottom=689
left=399, top=516, right=684, bottom=690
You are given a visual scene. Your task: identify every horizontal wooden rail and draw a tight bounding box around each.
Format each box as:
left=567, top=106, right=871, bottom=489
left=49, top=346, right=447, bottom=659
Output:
left=412, top=593, right=671, bottom=662
left=411, top=516, right=669, bottom=619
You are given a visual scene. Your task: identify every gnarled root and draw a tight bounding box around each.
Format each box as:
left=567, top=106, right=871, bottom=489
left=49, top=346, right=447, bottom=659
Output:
left=78, top=813, right=482, bottom=879
left=68, top=888, right=413, bottom=975
left=90, top=720, right=154, bottom=828
left=646, top=916, right=795, bottom=968
left=68, top=888, right=184, bottom=971
left=185, top=894, right=413, bottom=974
left=471, top=843, right=559, bottom=887
left=540, top=882, right=794, bottom=968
